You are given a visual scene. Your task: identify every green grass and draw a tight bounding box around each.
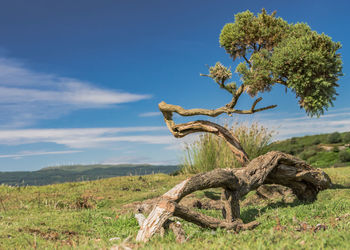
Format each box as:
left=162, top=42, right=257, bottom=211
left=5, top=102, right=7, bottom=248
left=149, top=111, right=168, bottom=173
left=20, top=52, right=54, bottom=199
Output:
left=1, top=167, right=350, bottom=249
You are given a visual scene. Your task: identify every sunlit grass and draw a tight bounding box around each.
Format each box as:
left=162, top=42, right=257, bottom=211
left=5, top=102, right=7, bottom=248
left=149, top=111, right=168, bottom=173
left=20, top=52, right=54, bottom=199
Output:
left=0, top=167, right=349, bottom=249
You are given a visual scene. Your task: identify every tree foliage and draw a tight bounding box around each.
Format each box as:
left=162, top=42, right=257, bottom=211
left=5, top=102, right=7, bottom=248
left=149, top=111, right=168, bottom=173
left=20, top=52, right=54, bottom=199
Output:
left=216, top=9, right=342, bottom=117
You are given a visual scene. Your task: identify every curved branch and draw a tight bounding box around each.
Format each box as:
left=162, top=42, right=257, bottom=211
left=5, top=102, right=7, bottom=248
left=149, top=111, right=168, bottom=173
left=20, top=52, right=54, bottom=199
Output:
left=251, top=97, right=262, bottom=111
left=226, top=84, right=245, bottom=109
left=159, top=110, right=249, bottom=165
left=159, top=100, right=276, bottom=165
left=172, top=120, right=249, bottom=165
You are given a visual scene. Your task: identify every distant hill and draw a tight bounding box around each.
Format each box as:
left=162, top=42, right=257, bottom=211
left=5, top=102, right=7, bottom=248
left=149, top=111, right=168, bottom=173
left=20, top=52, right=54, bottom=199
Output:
left=266, top=131, right=350, bottom=168
left=0, top=164, right=179, bottom=186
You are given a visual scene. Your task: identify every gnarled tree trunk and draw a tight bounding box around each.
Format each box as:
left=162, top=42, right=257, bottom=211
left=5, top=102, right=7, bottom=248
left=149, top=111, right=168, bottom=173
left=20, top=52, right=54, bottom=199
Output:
left=136, top=151, right=331, bottom=242
left=134, top=98, right=332, bottom=242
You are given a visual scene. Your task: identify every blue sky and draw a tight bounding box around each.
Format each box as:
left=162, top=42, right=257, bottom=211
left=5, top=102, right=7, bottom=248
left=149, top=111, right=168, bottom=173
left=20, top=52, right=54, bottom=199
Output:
left=0, top=0, right=349, bottom=171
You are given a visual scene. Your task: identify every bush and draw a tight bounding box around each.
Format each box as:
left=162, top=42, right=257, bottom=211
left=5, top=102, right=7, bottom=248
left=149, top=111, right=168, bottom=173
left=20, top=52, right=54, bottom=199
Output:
left=328, top=132, right=342, bottom=144
left=343, top=132, right=350, bottom=143
left=339, top=150, right=350, bottom=163
left=307, top=151, right=338, bottom=167
left=313, top=138, right=321, bottom=145
left=181, top=122, right=274, bottom=174
left=332, top=147, right=340, bottom=153
left=299, top=149, right=318, bottom=160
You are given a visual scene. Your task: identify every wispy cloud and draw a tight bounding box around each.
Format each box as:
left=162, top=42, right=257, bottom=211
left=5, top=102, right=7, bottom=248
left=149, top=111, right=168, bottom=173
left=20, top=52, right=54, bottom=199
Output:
left=0, top=150, right=82, bottom=159
left=0, top=57, right=151, bottom=127
left=256, top=110, right=350, bottom=140
left=0, top=126, right=175, bottom=148
left=139, top=112, right=161, bottom=117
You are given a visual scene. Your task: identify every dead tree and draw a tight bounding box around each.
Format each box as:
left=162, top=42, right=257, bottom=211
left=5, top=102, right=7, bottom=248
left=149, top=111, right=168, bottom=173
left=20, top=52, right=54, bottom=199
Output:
left=136, top=9, right=342, bottom=242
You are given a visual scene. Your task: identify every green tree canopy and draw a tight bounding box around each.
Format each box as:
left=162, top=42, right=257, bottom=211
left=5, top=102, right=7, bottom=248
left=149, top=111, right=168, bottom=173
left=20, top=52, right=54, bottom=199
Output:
left=214, top=9, right=342, bottom=117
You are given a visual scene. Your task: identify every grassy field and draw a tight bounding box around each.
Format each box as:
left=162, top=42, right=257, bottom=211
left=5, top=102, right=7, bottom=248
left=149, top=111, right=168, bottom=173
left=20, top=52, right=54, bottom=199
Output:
left=0, top=167, right=350, bottom=249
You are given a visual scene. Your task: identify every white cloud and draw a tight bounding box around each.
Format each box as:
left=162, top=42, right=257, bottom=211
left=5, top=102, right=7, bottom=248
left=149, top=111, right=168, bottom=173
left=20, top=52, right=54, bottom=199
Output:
left=0, top=57, right=151, bottom=127
left=0, top=150, right=82, bottom=159
left=0, top=126, right=176, bottom=148
left=256, top=110, right=350, bottom=140
left=139, top=112, right=161, bottom=117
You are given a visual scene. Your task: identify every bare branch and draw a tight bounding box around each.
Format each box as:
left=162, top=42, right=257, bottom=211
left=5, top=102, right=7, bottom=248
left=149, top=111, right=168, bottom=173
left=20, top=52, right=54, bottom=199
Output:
left=253, top=104, right=277, bottom=113
left=243, top=55, right=252, bottom=68
left=159, top=101, right=234, bottom=117
left=199, top=73, right=210, bottom=77
left=158, top=112, right=249, bottom=165
left=158, top=96, right=276, bottom=165
left=275, top=78, right=287, bottom=86
left=159, top=100, right=277, bottom=119
left=251, top=97, right=263, bottom=111
left=173, top=120, right=249, bottom=165
left=227, top=84, right=245, bottom=109
left=158, top=100, right=276, bottom=163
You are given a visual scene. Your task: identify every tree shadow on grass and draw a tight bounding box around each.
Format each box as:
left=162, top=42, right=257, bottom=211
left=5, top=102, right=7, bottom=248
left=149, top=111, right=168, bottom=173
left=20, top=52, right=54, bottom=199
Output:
left=203, top=191, right=221, bottom=200
left=330, top=183, right=350, bottom=189
left=240, top=199, right=310, bottom=223
left=240, top=183, right=350, bottom=223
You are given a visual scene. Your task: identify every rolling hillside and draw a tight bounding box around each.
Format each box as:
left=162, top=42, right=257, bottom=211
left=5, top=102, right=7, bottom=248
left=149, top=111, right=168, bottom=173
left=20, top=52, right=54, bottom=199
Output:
left=0, top=164, right=179, bottom=186
left=266, top=131, right=350, bottom=168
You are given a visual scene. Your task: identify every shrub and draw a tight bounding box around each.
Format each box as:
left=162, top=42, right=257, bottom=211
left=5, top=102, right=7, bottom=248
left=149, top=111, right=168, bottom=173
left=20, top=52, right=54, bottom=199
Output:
left=313, top=138, right=321, bottom=145
left=332, top=147, right=340, bottom=153
left=181, top=122, right=274, bottom=174
left=328, top=132, right=342, bottom=144
left=343, top=132, right=350, bottom=143
left=339, top=150, right=350, bottom=163
left=299, top=149, right=318, bottom=160
left=290, top=137, right=297, bottom=144
left=307, top=151, right=339, bottom=167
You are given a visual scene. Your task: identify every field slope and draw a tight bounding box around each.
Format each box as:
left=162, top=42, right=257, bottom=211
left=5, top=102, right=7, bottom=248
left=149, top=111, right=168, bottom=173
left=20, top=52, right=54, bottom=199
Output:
left=0, top=166, right=349, bottom=249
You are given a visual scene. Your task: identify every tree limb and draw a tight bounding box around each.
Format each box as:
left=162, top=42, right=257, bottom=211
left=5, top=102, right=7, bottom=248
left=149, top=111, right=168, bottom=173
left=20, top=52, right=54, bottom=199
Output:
left=159, top=99, right=276, bottom=118
left=158, top=99, right=276, bottom=165
left=226, top=84, right=245, bottom=109
left=243, top=55, right=252, bottom=68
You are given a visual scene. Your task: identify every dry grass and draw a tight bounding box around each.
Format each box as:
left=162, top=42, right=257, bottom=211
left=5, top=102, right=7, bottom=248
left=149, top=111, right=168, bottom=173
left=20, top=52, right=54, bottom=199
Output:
left=181, top=122, right=274, bottom=173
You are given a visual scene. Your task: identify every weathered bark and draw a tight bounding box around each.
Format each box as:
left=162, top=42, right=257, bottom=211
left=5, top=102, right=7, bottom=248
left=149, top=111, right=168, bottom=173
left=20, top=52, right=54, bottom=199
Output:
left=136, top=151, right=331, bottom=242
left=221, top=189, right=240, bottom=222
left=135, top=213, right=187, bottom=243
left=166, top=221, right=186, bottom=243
